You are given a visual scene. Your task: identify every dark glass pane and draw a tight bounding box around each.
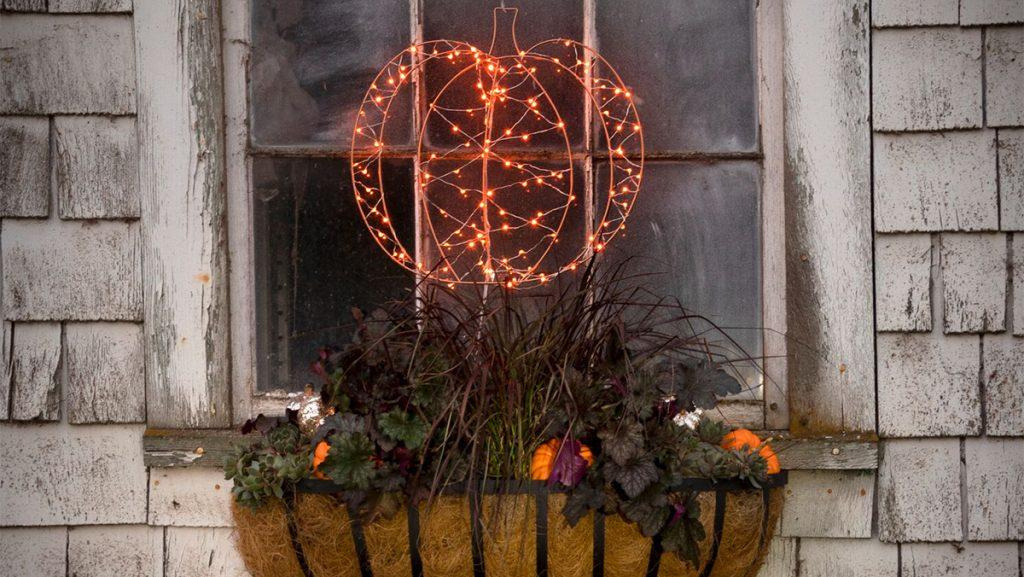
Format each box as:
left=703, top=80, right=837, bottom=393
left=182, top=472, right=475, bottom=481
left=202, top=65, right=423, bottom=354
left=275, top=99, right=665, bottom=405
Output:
left=253, top=156, right=415, bottom=392
left=422, top=0, right=585, bottom=150
left=595, top=0, right=758, bottom=152
left=599, top=161, right=762, bottom=393
left=251, top=0, right=412, bottom=148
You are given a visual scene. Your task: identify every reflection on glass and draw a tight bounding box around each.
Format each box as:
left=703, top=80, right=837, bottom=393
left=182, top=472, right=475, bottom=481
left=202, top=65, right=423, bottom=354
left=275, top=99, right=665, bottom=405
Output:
left=598, top=161, right=763, bottom=394
left=251, top=0, right=411, bottom=147
left=253, top=157, right=415, bottom=392
left=596, top=0, right=757, bottom=152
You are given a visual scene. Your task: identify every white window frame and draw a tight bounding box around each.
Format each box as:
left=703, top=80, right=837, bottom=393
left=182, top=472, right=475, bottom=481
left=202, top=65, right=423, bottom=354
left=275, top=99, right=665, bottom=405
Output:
left=223, top=0, right=789, bottom=431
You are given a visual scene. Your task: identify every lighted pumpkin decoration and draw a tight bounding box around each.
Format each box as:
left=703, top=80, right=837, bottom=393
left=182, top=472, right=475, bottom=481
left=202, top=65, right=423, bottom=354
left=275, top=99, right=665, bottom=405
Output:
left=531, top=438, right=594, bottom=483
left=352, top=7, right=643, bottom=288
left=721, top=429, right=781, bottom=475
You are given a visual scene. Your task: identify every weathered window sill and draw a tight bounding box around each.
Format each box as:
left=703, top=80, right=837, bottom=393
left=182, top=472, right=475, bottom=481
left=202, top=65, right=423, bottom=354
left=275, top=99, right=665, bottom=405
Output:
left=143, top=428, right=878, bottom=470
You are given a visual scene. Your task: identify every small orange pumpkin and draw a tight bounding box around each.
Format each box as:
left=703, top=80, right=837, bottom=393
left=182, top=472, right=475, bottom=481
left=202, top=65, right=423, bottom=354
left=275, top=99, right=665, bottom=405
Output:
left=721, top=429, right=781, bottom=475
left=312, top=441, right=330, bottom=479
left=530, top=438, right=594, bottom=480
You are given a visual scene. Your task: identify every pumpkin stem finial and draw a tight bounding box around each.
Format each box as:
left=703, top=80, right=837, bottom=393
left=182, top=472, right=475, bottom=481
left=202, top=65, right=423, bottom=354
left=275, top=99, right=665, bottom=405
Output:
left=489, top=6, right=521, bottom=56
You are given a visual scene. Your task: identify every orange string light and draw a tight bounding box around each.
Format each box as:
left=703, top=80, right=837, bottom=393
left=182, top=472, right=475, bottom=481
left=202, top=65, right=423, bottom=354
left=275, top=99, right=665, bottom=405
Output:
left=351, top=6, right=643, bottom=288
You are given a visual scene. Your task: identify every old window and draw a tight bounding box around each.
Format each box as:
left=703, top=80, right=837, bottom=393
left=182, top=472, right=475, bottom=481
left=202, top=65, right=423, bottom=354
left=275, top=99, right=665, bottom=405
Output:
left=236, top=0, right=783, bottom=427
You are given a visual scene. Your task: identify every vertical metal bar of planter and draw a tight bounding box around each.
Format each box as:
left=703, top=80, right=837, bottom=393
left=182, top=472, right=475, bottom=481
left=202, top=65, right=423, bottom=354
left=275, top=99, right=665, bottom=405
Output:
left=592, top=512, right=605, bottom=577
left=535, top=490, right=549, bottom=577
left=407, top=504, right=425, bottom=577
left=347, top=502, right=375, bottom=577
left=470, top=492, right=487, bottom=577
left=283, top=493, right=316, bottom=577
left=697, top=491, right=728, bottom=577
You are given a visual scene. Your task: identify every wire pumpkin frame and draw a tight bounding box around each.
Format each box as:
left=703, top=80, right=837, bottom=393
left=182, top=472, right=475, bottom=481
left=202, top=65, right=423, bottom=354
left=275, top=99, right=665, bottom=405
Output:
left=351, top=7, right=643, bottom=288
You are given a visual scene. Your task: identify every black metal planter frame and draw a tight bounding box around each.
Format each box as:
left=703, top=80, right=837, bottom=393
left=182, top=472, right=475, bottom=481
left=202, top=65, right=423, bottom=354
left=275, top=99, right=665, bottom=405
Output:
left=283, top=472, right=788, bottom=577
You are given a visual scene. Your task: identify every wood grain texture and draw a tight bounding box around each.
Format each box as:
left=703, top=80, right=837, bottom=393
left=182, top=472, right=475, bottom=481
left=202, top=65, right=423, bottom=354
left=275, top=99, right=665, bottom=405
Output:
left=0, top=322, right=10, bottom=421
left=0, top=14, right=135, bottom=114
left=878, top=438, right=962, bottom=543
left=68, top=526, right=162, bottom=577
left=999, top=130, right=1024, bottom=232
left=0, top=423, right=147, bottom=525
left=778, top=470, right=874, bottom=538
left=871, top=0, right=958, bottom=27
left=965, top=437, right=1024, bottom=540
left=877, top=333, right=982, bottom=437
left=9, top=322, right=62, bottom=422
left=54, top=116, right=139, bottom=219
left=0, top=116, right=50, bottom=217
left=1, top=219, right=142, bottom=321
left=799, top=538, right=898, bottom=577
left=0, top=528, right=67, bottom=577
left=135, top=0, right=231, bottom=428
left=901, top=543, right=1020, bottom=577
left=164, top=528, right=250, bottom=577
left=1, top=0, right=45, bottom=11
left=986, top=28, right=1024, bottom=128
left=983, top=335, right=1024, bottom=435
left=65, top=322, right=145, bottom=424
left=757, top=0, right=789, bottom=431
left=223, top=0, right=257, bottom=426
left=49, top=0, right=132, bottom=13
left=875, top=234, right=932, bottom=332
left=755, top=537, right=797, bottom=577
left=873, top=28, right=983, bottom=131
left=783, top=0, right=875, bottom=435
left=874, top=131, right=998, bottom=233
left=941, top=233, right=1006, bottom=333
left=148, top=467, right=234, bottom=527
left=1014, top=235, right=1024, bottom=336
left=961, top=0, right=1024, bottom=25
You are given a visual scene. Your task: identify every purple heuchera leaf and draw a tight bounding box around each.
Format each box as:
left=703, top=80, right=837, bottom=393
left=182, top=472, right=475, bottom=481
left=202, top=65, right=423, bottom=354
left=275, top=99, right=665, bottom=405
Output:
left=548, top=440, right=589, bottom=488
left=669, top=502, right=687, bottom=526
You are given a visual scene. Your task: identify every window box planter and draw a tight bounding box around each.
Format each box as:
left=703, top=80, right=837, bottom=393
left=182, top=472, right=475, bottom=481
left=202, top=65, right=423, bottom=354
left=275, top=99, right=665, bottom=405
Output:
left=232, top=474, right=787, bottom=577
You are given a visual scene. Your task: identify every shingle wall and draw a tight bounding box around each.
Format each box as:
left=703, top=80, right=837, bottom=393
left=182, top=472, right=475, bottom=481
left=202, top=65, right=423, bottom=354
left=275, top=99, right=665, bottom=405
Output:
left=1, top=1, right=1023, bottom=576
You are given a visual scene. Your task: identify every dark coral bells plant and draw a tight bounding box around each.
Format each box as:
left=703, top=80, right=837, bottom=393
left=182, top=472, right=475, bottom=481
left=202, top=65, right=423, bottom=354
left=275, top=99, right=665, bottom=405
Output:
left=226, top=261, right=778, bottom=567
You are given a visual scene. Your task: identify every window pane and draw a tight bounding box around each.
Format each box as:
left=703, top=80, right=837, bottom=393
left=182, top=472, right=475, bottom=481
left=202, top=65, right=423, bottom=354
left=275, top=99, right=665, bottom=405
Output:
left=251, top=0, right=412, bottom=148
left=253, top=157, right=415, bottom=392
left=422, top=0, right=585, bottom=150
left=599, top=161, right=762, bottom=393
left=595, top=0, right=757, bottom=153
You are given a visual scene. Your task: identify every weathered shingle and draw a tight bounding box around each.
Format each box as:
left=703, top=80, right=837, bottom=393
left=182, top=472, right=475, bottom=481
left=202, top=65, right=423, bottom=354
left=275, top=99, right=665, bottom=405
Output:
left=985, top=28, right=1024, bottom=127
left=799, top=538, right=898, bottom=577
left=779, top=470, right=874, bottom=538
left=1000, top=130, right=1024, bottom=231
left=871, top=0, right=958, bottom=27
left=878, top=438, right=962, bottom=542
left=0, top=423, right=147, bottom=525
left=874, top=131, right=997, bottom=232
left=983, top=335, right=1024, bottom=435
left=148, top=468, right=233, bottom=527
left=0, top=528, right=67, bottom=577
left=2, top=219, right=142, bottom=321
left=164, top=528, right=250, bottom=577
left=960, top=0, right=1024, bottom=24
left=0, top=117, right=50, bottom=218
left=1015, top=235, right=1024, bottom=336
left=966, top=437, right=1024, bottom=540
left=68, top=526, right=162, bottom=577
left=2, top=0, right=45, bottom=10
left=9, top=322, right=62, bottom=422
left=901, top=543, right=1019, bottom=577
left=878, top=333, right=981, bottom=437
left=757, top=538, right=797, bottom=577
left=0, top=322, right=10, bottom=421
left=54, top=116, right=140, bottom=219
left=873, top=28, right=982, bottom=131
left=65, top=322, right=145, bottom=424
left=49, top=0, right=133, bottom=13
left=875, top=234, right=932, bottom=331
left=0, top=14, right=136, bottom=114
left=941, top=233, right=1006, bottom=333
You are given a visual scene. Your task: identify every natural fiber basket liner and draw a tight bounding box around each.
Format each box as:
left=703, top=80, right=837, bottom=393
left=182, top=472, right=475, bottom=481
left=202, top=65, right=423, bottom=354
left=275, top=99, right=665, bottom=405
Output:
left=232, top=475, right=786, bottom=577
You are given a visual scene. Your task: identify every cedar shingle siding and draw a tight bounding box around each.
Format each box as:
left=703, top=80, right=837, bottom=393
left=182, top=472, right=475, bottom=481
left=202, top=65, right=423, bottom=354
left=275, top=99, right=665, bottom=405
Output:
left=0, top=1, right=1022, bottom=575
